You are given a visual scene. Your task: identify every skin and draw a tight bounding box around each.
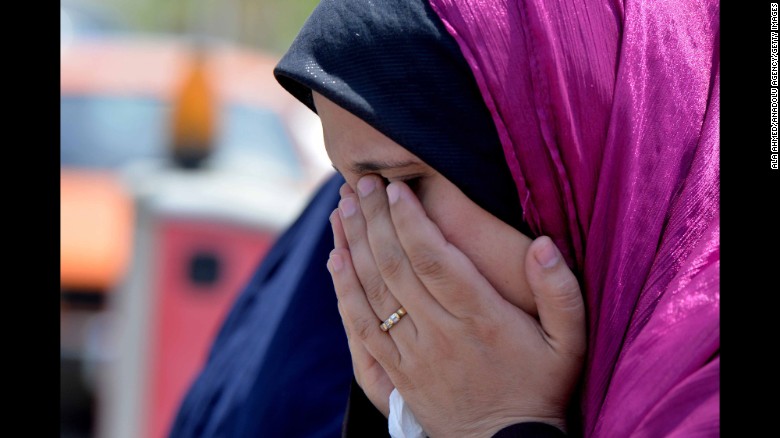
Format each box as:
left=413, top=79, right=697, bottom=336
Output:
left=314, top=91, right=586, bottom=437
left=314, top=91, right=537, bottom=315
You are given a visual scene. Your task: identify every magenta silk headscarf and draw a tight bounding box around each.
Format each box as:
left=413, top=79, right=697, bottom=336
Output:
left=427, top=0, right=719, bottom=436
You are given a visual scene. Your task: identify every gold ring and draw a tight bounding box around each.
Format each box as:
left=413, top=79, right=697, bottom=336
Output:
left=379, top=307, right=407, bottom=332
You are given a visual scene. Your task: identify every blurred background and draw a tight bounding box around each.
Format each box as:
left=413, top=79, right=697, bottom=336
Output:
left=60, top=0, right=330, bottom=437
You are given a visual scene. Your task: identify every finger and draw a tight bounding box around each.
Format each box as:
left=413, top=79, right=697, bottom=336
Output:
left=386, top=181, right=504, bottom=317
left=524, top=236, right=586, bottom=357
left=330, top=208, right=348, bottom=249
left=339, top=192, right=406, bottom=322
left=338, top=301, right=393, bottom=417
left=356, top=175, right=445, bottom=325
left=339, top=182, right=354, bottom=197
left=328, top=248, right=402, bottom=374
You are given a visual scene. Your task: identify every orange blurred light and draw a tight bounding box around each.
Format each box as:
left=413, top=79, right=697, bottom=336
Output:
left=170, top=50, right=217, bottom=166
left=60, top=170, right=134, bottom=291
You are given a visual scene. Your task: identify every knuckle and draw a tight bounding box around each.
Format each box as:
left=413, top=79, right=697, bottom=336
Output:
left=549, top=275, right=584, bottom=311
left=361, top=197, right=386, bottom=224
left=353, top=317, right=375, bottom=342
left=474, top=318, right=501, bottom=346
left=555, top=272, right=581, bottom=295
left=391, top=204, right=415, bottom=230
left=376, top=246, right=405, bottom=279
left=364, top=280, right=390, bottom=306
left=386, top=352, right=404, bottom=375
left=370, top=349, right=402, bottom=381
left=344, top=225, right=365, bottom=247
left=409, top=248, right=447, bottom=280
left=461, top=314, right=500, bottom=346
left=392, top=370, right=413, bottom=390
left=434, top=338, right=456, bottom=362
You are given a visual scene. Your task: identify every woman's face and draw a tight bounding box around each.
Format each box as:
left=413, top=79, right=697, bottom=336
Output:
left=313, top=91, right=537, bottom=315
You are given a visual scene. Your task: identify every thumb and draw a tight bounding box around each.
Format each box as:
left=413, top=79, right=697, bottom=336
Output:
left=524, top=236, right=586, bottom=356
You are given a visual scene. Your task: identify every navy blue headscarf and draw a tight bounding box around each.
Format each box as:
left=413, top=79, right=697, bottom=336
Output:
left=170, top=174, right=352, bottom=437
left=171, top=1, right=530, bottom=437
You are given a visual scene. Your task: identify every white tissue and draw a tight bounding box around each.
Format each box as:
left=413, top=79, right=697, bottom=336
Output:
left=388, top=388, right=426, bottom=438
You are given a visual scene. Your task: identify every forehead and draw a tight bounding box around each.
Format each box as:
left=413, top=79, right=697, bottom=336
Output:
left=312, top=92, right=419, bottom=174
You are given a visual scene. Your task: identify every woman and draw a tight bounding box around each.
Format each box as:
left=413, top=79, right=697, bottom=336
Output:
left=273, top=0, right=719, bottom=435
left=173, top=0, right=718, bottom=436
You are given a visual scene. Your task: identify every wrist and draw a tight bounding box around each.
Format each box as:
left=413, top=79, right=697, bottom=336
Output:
left=476, top=416, right=567, bottom=438
left=491, top=422, right=567, bottom=438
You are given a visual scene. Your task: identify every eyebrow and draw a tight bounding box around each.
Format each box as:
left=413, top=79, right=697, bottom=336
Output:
left=333, top=159, right=423, bottom=176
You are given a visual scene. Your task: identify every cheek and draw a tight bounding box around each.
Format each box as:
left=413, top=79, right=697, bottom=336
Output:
left=421, top=193, right=537, bottom=316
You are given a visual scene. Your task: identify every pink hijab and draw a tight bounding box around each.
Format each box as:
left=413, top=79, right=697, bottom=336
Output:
left=428, top=0, right=719, bottom=435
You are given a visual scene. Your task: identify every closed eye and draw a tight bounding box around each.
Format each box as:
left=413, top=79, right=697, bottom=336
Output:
left=384, top=175, right=423, bottom=193
left=401, top=177, right=421, bottom=192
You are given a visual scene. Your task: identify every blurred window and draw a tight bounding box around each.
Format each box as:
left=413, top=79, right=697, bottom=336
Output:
left=60, top=96, right=302, bottom=179
left=61, top=96, right=168, bottom=168
left=213, top=104, right=304, bottom=180
left=60, top=5, right=125, bottom=38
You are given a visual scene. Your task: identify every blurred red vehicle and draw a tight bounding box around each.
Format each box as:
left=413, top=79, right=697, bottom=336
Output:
left=61, top=33, right=331, bottom=438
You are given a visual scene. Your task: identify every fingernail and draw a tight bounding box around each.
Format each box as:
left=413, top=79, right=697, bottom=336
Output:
left=357, top=177, right=375, bottom=197
left=534, top=238, right=559, bottom=268
left=330, top=254, right=343, bottom=272
left=329, top=208, right=339, bottom=223
left=387, top=183, right=400, bottom=204
left=339, top=197, right=356, bottom=218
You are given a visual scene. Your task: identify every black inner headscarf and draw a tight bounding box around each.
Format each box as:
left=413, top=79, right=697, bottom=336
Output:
left=274, top=0, right=530, bottom=235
